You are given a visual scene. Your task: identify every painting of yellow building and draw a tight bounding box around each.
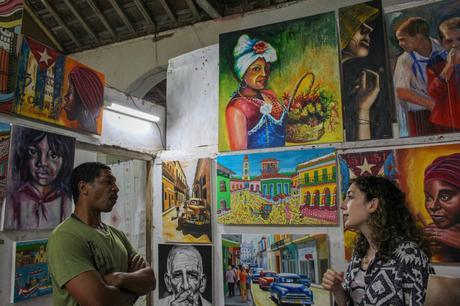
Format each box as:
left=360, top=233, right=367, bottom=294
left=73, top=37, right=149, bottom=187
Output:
left=297, top=152, right=337, bottom=210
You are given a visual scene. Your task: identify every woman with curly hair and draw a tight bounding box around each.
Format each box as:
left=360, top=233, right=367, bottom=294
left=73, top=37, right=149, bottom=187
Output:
left=322, top=176, right=433, bottom=306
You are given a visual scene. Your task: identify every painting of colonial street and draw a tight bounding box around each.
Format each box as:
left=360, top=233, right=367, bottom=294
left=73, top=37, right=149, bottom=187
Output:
left=217, top=149, right=338, bottom=225
left=162, top=158, right=212, bottom=243
left=222, top=233, right=331, bottom=306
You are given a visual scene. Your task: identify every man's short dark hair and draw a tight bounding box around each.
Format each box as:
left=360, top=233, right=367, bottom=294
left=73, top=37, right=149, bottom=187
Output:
left=70, top=162, right=111, bottom=203
left=396, top=17, right=429, bottom=37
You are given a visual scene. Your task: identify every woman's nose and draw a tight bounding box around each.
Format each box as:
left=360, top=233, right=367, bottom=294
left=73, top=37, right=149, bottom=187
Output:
left=38, top=154, right=48, bottom=166
left=427, top=198, right=440, bottom=212
left=340, top=199, right=347, bottom=210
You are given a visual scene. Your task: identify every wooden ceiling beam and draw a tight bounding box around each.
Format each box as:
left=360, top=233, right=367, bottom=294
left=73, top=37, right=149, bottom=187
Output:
left=184, top=0, right=200, bottom=20
left=158, top=0, right=177, bottom=23
left=62, top=0, right=100, bottom=43
left=133, top=0, right=156, bottom=30
left=195, top=0, right=222, bottom=18
left=24, top=2, right=65, bottom=52
left=40, top=0, right=82, bottom=49
left=86, top=0, right=117, bottom=39
left=107, top=0, right=136, bottom=33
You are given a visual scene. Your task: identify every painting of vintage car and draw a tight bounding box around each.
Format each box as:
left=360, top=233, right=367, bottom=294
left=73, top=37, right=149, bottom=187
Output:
left=178, top=198, right=211, bottom=227
left=269, top=273, right=313, bottom=306
left=251, top=267, right=264, bottom=284
left=258, top=271, right=278, bottom=290
left=162, top=158, right=212, bottom=243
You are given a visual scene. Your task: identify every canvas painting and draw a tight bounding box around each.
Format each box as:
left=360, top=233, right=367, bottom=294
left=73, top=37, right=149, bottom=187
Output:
left=217, top=148, right=338, bottom=225
left=0, top=0, right=23, bottom=34
left=158, top=244, right=212, bottom=306
left=0, top=28, right=21, bottom=112
left=2, top=125, right=75, bottom=230
left=396, top=143, right=460, bottom=263
left=60, top=56, right=105, bottom=135
left=13, top=36, right=105, bottom=134
left=338, top=150, right=397, bottom=259
left=11, top=239, right=52, bottom=303
left=385, top=0, right=460, bottom=137
left=339, top=144, right=460, bottom=263
left=219, top=11, right=343, bottom=151
left=339, top=0, right=394, bottom=141
left=162, top=158, right=212, bottom=243
left=222, top=233, right=331, bottom=306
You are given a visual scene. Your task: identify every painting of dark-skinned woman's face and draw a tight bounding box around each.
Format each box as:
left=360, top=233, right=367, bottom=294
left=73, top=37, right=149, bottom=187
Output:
left=219, top=11, right=343, bottom=151
left=243, top=58, right=270, bottom=90
left=12, top=37, right=105, bottom=135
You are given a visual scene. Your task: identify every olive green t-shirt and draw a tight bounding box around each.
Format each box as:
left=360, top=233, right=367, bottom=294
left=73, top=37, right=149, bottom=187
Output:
left=47, top=215, right=136, bottom=306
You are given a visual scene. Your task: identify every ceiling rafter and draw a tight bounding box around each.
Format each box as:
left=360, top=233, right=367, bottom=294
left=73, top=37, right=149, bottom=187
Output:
left=85, top=0, right=117, bottom=39
left=184, top=0, right=200, bottom=20
left=24, top=2, right=64, bottom=52
left=62, top=0, right=99, bottom=43
left=40, top=0, right=82, bottom=49
left=195, top=0, right=221, bottom=18
left=158, top=0, right=177, bottom=24
left=107, top=0, right=136, bottom=33
left=133, top=0, right=156, bottom=30
left=23, top=0, right=296, bottom=54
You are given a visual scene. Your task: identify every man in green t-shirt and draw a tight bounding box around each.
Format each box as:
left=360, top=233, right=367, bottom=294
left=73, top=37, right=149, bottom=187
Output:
left=48, top=162, right=156, bottom=306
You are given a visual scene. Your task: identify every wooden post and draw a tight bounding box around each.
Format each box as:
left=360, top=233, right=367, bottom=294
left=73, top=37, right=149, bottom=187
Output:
left=145, top=159, right=153, bottom=306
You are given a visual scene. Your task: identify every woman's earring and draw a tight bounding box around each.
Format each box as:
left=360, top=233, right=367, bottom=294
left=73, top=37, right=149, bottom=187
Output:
left=240, top=80, right=247, bottom=90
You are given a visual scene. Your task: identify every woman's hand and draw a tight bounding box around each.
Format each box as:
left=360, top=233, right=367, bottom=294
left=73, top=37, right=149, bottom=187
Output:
left=352, top=69, right=380, bottom=113
left=322, top=269, right=344, bottom=293
left=424, top=224, right=460, bottom=249
left=322, top=269, right=347, bottom=306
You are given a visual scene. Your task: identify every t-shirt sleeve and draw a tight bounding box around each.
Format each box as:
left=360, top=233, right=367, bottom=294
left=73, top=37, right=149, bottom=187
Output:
left=47, top=231, right=96, bottom=288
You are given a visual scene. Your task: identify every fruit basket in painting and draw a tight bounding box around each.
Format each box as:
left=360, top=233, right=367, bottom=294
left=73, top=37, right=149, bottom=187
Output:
left=284, top=72, right=335, bottom=143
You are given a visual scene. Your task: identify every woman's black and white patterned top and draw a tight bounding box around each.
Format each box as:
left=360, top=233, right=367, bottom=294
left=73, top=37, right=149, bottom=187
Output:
left=343, top=241, right=434, bottom=306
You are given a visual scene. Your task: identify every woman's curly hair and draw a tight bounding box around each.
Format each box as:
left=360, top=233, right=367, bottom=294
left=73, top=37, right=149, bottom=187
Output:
left=351, top=176, right=431, bottom=261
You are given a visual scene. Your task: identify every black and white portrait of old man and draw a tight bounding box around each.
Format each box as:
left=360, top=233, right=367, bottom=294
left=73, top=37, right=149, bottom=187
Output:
left=158, top=244, right=212, bottom=306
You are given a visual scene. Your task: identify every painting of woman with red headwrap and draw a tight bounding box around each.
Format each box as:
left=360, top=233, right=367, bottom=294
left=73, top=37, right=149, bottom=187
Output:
left=61, top=57, right=105, bottom=134
left=423, top=153, right=460, bottom=262
left=13, top=37, right=105, bottom=135
left=396, top=143, right=460, bottom=263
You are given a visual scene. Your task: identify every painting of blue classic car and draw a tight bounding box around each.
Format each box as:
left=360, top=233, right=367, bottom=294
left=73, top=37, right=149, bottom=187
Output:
left=269, top=273, right=313, bottom=306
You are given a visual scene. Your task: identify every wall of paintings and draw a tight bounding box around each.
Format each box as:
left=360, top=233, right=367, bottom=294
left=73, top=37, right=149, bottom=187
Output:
left=165, top=1, right=460, bottom=306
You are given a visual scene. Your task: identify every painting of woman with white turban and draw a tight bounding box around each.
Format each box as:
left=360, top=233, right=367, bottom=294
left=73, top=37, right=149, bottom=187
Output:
left=225, top=35, right=287, bottom=150
left=219, top=12, right=343, bottom=151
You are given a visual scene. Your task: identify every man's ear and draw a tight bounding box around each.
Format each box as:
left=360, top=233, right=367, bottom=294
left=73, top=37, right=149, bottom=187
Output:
left=199, top=274, right=207, bottom=294
left=368, top=198, right=379, bottom=213
left=78, top=181, right=89, bottom=196
left=164, top=273, right=172, bottom=292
